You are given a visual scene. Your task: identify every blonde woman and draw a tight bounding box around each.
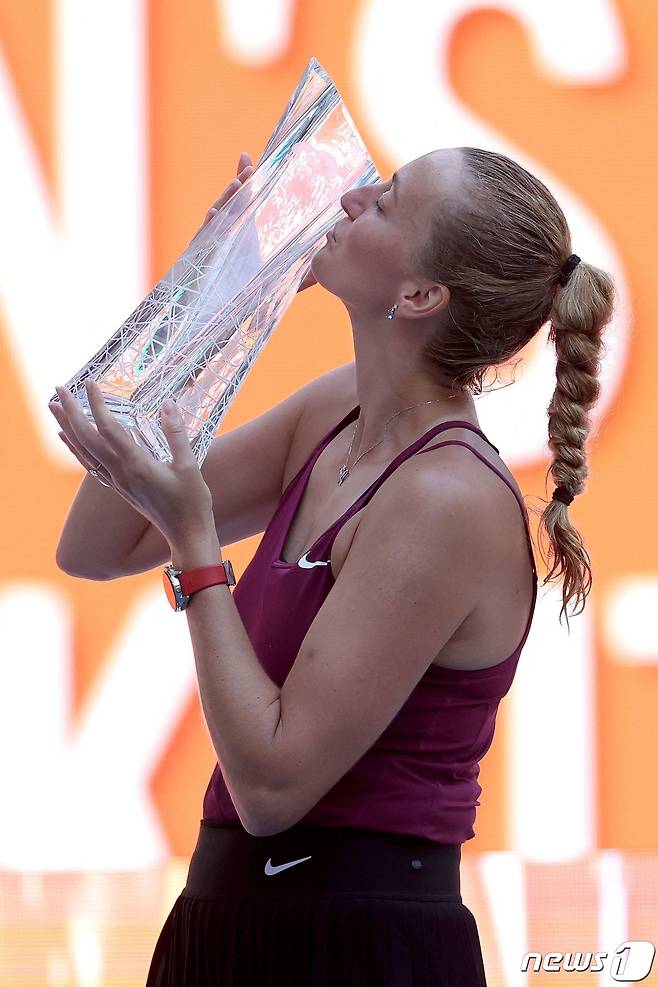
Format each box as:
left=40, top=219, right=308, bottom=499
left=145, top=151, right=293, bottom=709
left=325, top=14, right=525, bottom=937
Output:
left=52, top=148, right=615, bottom=985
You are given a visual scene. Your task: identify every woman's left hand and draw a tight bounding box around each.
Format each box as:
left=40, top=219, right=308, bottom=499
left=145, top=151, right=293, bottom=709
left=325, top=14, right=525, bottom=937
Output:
left=48, top=380, right=215, bottom=546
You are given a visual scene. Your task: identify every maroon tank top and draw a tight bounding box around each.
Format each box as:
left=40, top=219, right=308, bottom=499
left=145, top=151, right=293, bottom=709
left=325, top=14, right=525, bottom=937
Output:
left=202, top=405, right=538, bottom=843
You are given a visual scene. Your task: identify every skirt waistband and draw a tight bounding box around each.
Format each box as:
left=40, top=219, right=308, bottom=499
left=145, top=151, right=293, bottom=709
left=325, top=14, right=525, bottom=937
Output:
left=183, top=820, right=462, bottom=901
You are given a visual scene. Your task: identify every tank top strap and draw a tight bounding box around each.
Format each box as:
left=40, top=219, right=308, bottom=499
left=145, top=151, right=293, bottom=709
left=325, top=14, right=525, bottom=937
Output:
left=415, top=438, right=538, bottom=579
left=316, top=418, right=499, bottom=549
left=280, top=403, right=362, bottom=501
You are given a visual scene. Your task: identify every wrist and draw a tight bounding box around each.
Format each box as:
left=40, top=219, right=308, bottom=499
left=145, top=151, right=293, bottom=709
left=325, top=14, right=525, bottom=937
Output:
left=169, top=526, right=221, bottom=571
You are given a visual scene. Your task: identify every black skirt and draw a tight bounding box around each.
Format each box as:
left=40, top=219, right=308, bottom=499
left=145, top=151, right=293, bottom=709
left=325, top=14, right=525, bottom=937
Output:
left=145, top=819, right=488, bottom=986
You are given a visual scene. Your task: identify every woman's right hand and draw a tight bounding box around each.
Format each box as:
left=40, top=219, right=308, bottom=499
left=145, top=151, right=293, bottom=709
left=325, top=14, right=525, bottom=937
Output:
left=194, top=150, right=318, bottom=293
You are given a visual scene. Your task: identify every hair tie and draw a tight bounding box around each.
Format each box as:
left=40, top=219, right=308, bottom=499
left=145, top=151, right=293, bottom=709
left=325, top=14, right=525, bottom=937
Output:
left=552, top=484, right=575, bottom=506
left=558, top=253, right=581, bottom=286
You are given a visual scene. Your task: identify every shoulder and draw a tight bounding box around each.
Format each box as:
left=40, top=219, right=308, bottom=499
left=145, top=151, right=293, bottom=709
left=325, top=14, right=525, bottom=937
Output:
left=344, top=439, right=500, bottom=602
left=360, top=448, right=489, bottom=558
left=301, top=360, right=357, bottom=431
left=285, top=361, right=357, bottom=480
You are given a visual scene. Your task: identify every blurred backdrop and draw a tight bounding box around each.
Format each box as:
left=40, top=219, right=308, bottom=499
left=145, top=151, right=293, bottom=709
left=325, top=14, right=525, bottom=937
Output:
left=0, top=0, right=656, bottom=984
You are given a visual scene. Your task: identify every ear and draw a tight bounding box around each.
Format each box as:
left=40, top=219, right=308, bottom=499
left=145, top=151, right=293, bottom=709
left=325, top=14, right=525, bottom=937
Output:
left=398, top=278, right=450, bottom=321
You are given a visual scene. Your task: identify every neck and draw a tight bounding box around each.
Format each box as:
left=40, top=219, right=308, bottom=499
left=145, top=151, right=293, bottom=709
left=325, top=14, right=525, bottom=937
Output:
left=347, top=312, right=476, bottom=460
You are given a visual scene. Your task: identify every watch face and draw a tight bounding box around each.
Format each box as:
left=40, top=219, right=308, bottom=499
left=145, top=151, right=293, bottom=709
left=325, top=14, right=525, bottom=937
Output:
left=162, top=569, right=178, bottom=609
left=162, top=567, right=188, bottom=610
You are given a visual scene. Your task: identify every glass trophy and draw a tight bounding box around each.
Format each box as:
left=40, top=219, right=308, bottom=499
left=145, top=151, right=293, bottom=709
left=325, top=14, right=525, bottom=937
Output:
left=48, top=56, right=380, bottom=468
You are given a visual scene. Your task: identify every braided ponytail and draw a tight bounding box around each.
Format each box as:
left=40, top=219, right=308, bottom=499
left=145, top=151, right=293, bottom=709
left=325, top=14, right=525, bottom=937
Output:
left=540, top=258, right=616, bottom=628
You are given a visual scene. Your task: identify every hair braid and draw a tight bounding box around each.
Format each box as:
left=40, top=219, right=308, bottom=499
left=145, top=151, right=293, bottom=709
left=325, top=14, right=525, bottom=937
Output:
left=542, top=259, right=614, bottom=625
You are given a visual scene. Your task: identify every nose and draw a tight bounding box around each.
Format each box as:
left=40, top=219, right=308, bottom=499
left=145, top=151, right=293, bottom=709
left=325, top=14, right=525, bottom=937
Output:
left=339, top=180, right=381, bottom=219
left=339, top=188, right=356, bottom=219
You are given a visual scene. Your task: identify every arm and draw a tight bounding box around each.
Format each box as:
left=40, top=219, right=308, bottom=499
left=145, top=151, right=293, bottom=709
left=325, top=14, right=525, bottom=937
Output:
left=55, top=380, right=308, bottom=579
left=167, top=528, right=284, bottom=837
left=169, top=452, right=482, bottom=837
left=54, top=473, right=157, bottom=579
left=264, top=462, right=483, bottom=831
left=64, top=360, right=354, bottom=580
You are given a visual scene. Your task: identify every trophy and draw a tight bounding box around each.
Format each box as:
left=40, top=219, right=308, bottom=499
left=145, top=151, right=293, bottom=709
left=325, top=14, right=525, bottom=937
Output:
left=48, top=57, right=380, bottom=468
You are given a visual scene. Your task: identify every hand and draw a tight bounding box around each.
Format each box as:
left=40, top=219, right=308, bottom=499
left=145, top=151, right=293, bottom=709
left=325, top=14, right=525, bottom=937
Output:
left=193, top=150, right=317, bottom=294
left=48, top=381, right=215, bottom=546
left=193, top=150, right=255, bottom=241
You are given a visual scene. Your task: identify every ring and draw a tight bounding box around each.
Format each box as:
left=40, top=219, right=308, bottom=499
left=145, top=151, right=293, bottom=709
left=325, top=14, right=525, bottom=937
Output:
left=88, top=462, right=112, bottom=488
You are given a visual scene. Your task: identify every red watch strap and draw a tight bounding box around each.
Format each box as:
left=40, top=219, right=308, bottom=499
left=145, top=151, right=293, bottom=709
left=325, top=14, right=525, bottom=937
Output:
left=179, top=564, right=229, bottom=596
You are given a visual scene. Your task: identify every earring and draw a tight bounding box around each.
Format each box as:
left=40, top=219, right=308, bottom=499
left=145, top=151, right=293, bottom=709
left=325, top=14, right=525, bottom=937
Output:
left=386, top=303, right=398, bottom=320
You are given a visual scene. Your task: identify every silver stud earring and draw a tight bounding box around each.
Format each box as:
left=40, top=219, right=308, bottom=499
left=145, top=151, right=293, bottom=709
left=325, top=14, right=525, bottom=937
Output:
left=386, top=303, right=398, bottom=320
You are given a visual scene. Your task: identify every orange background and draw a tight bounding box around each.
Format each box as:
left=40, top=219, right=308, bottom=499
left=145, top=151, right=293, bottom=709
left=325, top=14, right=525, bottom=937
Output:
left=1, top=0, right=656, bottom=863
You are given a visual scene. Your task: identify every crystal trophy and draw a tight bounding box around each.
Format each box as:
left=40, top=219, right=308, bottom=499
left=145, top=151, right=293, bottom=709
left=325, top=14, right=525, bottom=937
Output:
left=48, top=56, right=380, bottom=468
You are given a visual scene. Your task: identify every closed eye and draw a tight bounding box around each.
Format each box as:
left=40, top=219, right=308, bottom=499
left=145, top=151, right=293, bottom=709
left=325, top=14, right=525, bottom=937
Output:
left=375, top=182, right=393, bottom=213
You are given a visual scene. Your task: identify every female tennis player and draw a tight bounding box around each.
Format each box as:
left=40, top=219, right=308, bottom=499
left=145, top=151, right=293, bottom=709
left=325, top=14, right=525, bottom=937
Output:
left=51, top=147, right=615, bottom=985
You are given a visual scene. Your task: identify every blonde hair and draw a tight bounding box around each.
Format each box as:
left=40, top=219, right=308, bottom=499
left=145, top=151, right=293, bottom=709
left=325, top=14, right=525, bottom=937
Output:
left=414, top=147, right=616, bottom=629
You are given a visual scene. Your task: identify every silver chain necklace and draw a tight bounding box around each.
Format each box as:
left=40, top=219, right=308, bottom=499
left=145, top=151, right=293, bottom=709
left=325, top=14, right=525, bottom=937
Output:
left=337, top=394, right=461, bottom=485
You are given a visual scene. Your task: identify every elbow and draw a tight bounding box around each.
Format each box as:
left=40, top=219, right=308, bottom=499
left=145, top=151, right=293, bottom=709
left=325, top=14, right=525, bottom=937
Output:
left=55, top=552, right=110, bottom=581
left=239, top=783, right=295, bottom=838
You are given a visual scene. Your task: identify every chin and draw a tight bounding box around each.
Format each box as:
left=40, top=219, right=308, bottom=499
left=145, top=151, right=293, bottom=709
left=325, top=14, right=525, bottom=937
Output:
left=309, top=253, right=328, bottom=283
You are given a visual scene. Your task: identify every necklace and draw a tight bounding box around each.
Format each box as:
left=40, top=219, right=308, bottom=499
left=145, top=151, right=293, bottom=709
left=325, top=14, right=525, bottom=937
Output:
left=337, top=394, right=461, bottom=486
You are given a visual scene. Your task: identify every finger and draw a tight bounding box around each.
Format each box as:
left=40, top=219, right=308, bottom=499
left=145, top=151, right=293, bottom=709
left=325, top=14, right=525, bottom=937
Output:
left=55, top=384, right=116, bottom=470
left=58, top=429, right=88, bottom=467
left=55, top=423, right=104, bottom=472
left=160, top=401, right=196, bottom=468
left=214, top=166, right=253, bottom=208
left=197, top=164, right=255, bottom=236
left=57, top=429, right=111, bottom=479
left=49, top=396, right=103, bottom=467
left=216, top=176, right=242, bottom=206
left=48, top=397, right=74, bottom=433
left=207, top=165, right=254, bottom=217
left=237, top=151, right=253, bottom=175
left=83, top=379, right=133, bottom=448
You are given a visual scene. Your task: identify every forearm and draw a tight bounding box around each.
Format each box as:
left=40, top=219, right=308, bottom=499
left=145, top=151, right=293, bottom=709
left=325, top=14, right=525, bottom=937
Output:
left=170, top=527, right=284, bottom=832
left=56, top=472, right=152, bottom=577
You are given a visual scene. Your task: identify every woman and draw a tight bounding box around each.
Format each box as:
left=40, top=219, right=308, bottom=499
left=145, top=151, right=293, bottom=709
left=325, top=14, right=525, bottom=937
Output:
left=52, top=147, right=615, bottom=985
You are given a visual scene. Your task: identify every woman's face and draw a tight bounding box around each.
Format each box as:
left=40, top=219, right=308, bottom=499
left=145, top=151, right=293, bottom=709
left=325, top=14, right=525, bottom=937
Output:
left=310, top=147, right=465, bottom=319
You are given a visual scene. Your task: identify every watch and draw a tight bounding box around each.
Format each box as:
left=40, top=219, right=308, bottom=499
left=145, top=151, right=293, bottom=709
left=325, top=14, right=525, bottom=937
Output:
left=163, top=560, right=236, bottom=611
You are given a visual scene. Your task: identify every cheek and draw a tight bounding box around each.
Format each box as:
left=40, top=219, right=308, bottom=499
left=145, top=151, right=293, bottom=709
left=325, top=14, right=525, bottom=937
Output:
left=351, top=227, right=403, bottom=284
left=346, top=224, right=391, bottom=265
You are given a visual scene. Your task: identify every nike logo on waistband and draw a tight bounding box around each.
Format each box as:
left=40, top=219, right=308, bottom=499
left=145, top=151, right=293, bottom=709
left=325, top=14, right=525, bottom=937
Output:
left=297, top=552, right=330, bottom=568
left=264, top=855, right=313, bottom=876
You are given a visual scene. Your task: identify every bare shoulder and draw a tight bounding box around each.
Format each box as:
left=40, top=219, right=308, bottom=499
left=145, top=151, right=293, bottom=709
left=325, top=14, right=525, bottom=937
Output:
left=284, top=360, right=357, bottom=487
left=300, top=360, right=357, bottom=434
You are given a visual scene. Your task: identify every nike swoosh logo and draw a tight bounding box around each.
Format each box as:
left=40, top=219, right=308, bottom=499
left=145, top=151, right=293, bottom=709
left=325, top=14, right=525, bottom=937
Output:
left=297, top=552, right=330, bottom=568
left=264, top=855, right=312, bottom=876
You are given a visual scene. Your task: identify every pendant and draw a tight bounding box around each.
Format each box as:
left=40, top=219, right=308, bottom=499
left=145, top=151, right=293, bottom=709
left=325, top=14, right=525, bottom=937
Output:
left=337, top=464, right=350, bottom=485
